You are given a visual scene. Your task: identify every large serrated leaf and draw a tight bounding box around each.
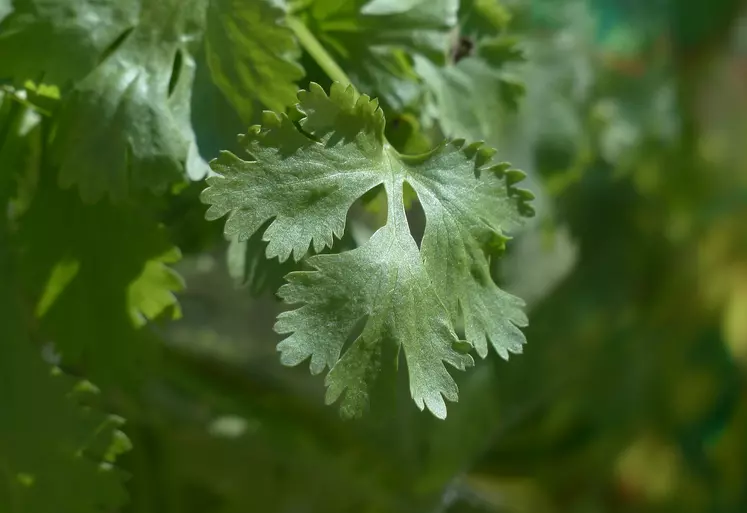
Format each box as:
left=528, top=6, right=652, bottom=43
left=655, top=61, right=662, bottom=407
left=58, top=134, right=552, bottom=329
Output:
left=202, top=82, right=533, bottom=418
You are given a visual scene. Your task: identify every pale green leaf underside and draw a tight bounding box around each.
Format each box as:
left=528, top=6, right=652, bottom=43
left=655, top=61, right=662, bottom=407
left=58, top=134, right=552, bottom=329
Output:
left=202, top=82, right=533, bottom=418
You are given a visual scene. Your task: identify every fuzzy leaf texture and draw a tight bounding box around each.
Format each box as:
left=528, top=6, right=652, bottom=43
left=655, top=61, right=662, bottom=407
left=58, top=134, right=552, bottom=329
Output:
left=202, top=83, right=534, bottom=419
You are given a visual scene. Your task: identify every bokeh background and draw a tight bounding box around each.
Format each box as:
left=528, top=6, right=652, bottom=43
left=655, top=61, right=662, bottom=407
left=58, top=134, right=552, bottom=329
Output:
left=31, top=0, right=747, bottom=512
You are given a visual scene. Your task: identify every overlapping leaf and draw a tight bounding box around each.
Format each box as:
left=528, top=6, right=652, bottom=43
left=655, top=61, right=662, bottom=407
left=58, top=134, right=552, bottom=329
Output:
left=0, top=0, right=139, bottom=87
left=0, top=0, right=210, bottom=202
left=0, top=98, right=129, bottom=513
left=0, top=0, right=315, bottom=202
left=415, top=33, right=526, bottom=141
left=202, top=82, right=533, bottom=418
left=0, top=331, right=131, bottom=513
left=293, top=0, right=458, bottom=110
left=51, top=0, right=210, bottom=202
left=19, top=167, right=184, bottom=387
left=205, top=0, right=305, bottom=122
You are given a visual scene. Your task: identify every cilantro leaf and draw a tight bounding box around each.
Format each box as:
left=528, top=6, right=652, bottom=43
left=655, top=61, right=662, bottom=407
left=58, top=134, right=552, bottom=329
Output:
left=0, top=0, right=138, bottom=87
left=19, top=168, right=184, bottom=387
left=277, top=209, right=473, bottom=420
left=0, top=112, right=129, bottom=512
left=52, top=0, right=209, bottom=202
left=202, top=82, right=533, bottom=418
left=293, top=0, right=458, bottom=109
left=0, top=335, right=130, bottom=513
left=415, top=36, right=526, bottom=142
left=0, top=0, right=208, bottom=202
left=205, top=0, right=305, bottom=122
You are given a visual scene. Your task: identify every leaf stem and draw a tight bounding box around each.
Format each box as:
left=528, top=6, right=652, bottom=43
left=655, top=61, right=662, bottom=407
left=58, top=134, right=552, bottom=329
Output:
left=287, top=16, right=354, bottom=89
left=1, top=85, right=52, bottom=117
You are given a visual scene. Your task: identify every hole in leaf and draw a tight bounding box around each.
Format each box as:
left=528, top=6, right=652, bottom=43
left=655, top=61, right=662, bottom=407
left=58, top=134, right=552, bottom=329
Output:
left=98, top=27, right=134, bottom=65
left=345, top=184, right=387, bottom=246
left=228, top=218, right=301, bottom=298
left=469, top=260, right=490, bottom=287
left=168, top=50, right=183, bottom=98
left=403, top=182, right=426, bottom=248
left=340, top=314, right=370, bottom=358
left=454, top=299, right=466, bottom=340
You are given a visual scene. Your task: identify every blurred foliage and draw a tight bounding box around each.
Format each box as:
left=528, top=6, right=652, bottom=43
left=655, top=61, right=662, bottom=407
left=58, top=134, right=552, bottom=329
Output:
left=1, top=0, right=747, bottom=512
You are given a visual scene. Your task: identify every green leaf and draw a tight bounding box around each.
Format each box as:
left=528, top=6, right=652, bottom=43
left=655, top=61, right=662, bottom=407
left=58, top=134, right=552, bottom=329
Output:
left=415, top=36, right=526, bottom=142
left=226, top=222, right=300, bottom=297
left=201, top=82, right=533, bottom=418
left=0, top=0, right=209, bottom=202
left=0, top=0, right=138, bottom=86
left=19, top=167, right=184, bottom=387
left=0, top=313, right=131, bottom=513
left=294, top=0, right=457, bottom=109
left=127, top=245, right=184, bottom=327
left=458, top=0, right=513, bottom=39
left=205, top=0, right=305, bottom=122
left=0, top=90, right=42, bottom=208
left=0, top=0, right=11, bottom=22
left=0, top=117, right=129, bottom=512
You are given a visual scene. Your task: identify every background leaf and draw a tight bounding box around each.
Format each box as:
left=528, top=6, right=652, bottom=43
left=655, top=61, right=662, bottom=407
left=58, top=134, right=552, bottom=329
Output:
left=204, top=0, right=305, bottom=122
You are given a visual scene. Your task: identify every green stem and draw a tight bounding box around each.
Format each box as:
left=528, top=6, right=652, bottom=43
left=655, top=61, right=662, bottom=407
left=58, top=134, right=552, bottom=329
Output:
left=287, top=16, right=354, bottom=89
left=1, top=85, right=52, bottom=117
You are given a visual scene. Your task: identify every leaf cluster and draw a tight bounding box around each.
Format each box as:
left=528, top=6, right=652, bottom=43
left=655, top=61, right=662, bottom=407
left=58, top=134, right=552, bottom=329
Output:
left=0, top=0, right=535, bottom=510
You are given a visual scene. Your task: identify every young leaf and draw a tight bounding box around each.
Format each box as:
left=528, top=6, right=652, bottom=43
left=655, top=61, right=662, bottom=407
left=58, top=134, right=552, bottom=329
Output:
left=202, top=82, right=533, bottom=418
left=205, top=0, right=305, bottom=122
